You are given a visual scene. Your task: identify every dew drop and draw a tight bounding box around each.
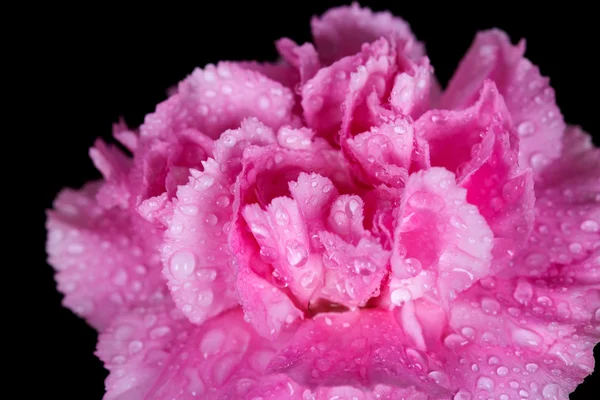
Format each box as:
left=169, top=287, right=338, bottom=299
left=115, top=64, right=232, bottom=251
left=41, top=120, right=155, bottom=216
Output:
left=149, top=326, right=172, bottom=339
left=476, top=376, right=494, bottom=391
left=275, top=208, right=290, bottom=226
left=205, top=213, right=218, bottom=226
left=496, top=366, right=509, bottom=376
left=513, top=279, right=533, bottom=305
left=197, top=289, right=214, bottom=307
left=407, top=191, right=445, bottom=211
left=512, top=328, right=543, bottom=348
left=444, top=333, right=469, bottom=349
left=580, top=220, right=599, bottom=233
left=128, top=340, right=143, bottom=354
left=542, top=383, right=563, bottom=399
left=216, top=195, right=230, bottom=208
left=169, top=250, right=197, bottom=280
left=481, top=297, right=501, bottom=315
left=517, top=121, right=535, bottom=137
left=286, top=241, right=308, bottom=267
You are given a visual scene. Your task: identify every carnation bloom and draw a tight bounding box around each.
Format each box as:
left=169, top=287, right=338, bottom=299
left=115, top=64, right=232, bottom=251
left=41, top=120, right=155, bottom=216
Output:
left=46, top=4, right=599, bottom=399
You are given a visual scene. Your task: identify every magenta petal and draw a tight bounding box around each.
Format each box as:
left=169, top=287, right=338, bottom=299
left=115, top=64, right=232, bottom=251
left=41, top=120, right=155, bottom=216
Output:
left=162, top=119, right=277, bottom=324
left=236, top=262, right=304, bottom=338
left=318, top=232, right=389, bottom=308
left=510, top=126, right=600, bottom=275
left=176, top=62, right=295, bottom=138
left=97, top=303, right=305, bottom=400
left=311, top=2, right=424, bottom=65
left=346, top=118, right=414, bottom=188
left=276, top=38, right=320, bottom=85
left=89, top=139, right=132, bottom=209
left=389, top=167, right=494, bottom=306
left=445, top=276, right=598, bottom=397
left=441, top=29, right=565, bottom=172
left=46, top=183, right=166, bottom=330
left=268, top=310, right=449, bottom=397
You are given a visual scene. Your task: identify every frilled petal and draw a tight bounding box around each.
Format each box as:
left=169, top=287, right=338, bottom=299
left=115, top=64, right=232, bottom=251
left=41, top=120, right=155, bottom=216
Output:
left=268, top=310, right=449, bottom=397
left=508, top=126, right=600, bottom=276
left=417, top=82, right=535, bottom=265
left=46, top=183, right=166, bottom=330
left=346, top=117, right=414, bottom=188
left=388, top=168, right=494, bottom=306
left=97, top=303, right=305, bottom=400
left=389, top=55, right=434, bottom=119
left=444, top=273, right=599, bottom=398
left=174, top=62, right=295, bottom=139
left=311, top=2, right=424, bottom=65
left=302, top=38, right=396, bottom=141
left=441, top=29, right=565, bottom=172
left=90, top=138, right=133, bottom=209
left=276, top=38, right=320, bottom=85
left=162, top=118, right=277, bottom=325
left=318, top=231, right=389, bottom=308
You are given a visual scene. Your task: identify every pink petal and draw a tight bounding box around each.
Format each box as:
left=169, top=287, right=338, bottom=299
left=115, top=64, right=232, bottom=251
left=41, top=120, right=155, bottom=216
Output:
left=340, top=39, right=397, bottom=138
left=276, top=38, right=320, bottom=85
left=311, top=2, right=424, bottom=65
left=162, top=119, right=278, bottom=325
left=161, top=163, right=238, bottom=325
left=326, top=194, right=368, bottom=242
left=318, top=232, right=389, bottom=308
left=302, top=38, right=395, bottom=141
left=277, top=126, right=315, bottom=151
left=236, top=262, right=304, bottom=338
left=242, top=197, right=320, bottom=307
left=176, top=62, right=295, bottom=138
left=389, top=168, right=494, bottom=306
left=346, top=118, right=414, bottom=188
left=267, top=310, right=449, bottom=397
left=235, top=60, right=299, bottom=90
left=389, top=56, right=434, bottom=119
left=97, top=303, right=305, bottom=400
left=509, top=126, right=600, bottom=275
left=46, top=183, right=166, bottom=330
left=129, top=127, right=214, bottom=220
left=417, top=82, right=535, bottom=265
left=444, top=276, right=598, bottom=397
left=89, top=139, right=132, bottom=209
left=441, top=29, right=565, bottom=172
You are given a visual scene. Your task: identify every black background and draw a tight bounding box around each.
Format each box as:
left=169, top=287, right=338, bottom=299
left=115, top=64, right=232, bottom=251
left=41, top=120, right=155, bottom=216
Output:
left=32, top=1, right=598, bottom=398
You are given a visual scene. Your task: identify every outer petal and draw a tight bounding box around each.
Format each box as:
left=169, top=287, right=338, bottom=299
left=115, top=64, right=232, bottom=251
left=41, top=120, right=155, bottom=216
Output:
left=97, top=303, right=305, bottom=400
left=445, top=274, right=599, bottom=398
left=175, top=62, right=295, bottom=138
left=267, top=310, right=450, bottom=397
left=508, top=126, right=600, bottom=276
left=417, top=82, right=535, bottom=265
left=441, top=29, right=565, bottom=172
left=276, top=38, right=320, bottom=85
left=46, top=183, right=166, bottom=330
left=389, top=168, right=494, bottom=306
left=90, top=138, right=132, bottom=209
left=162, top=119, right=277, bottom=325
left=311, top=2, right=424, bottom=65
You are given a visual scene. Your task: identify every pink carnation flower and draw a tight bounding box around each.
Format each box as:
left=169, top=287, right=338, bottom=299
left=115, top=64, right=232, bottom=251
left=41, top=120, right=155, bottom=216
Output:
left=47, top=4, right=599, bottom=399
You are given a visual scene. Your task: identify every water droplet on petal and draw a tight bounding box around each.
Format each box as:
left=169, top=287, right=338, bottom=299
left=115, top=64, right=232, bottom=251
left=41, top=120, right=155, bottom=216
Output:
left=476, top=376, right=494, bottom=391
left=513, top=279, right=533, bottom=305
left=580, top=220, right=599, bottom=233
left=286, top=241, right=308, bottom=267
left=408, top=191, right=445, bottom=211
left=542, top=383, right=563, bottom=399
left=512, top=328, right=543, bottom=348
left=496, top=366, right=509, bottom=376
left=517, top=121, right=536, bottom=137
left=169, top=250, right=197, bottom=280
left=197, top=289, right=214, bottom=307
